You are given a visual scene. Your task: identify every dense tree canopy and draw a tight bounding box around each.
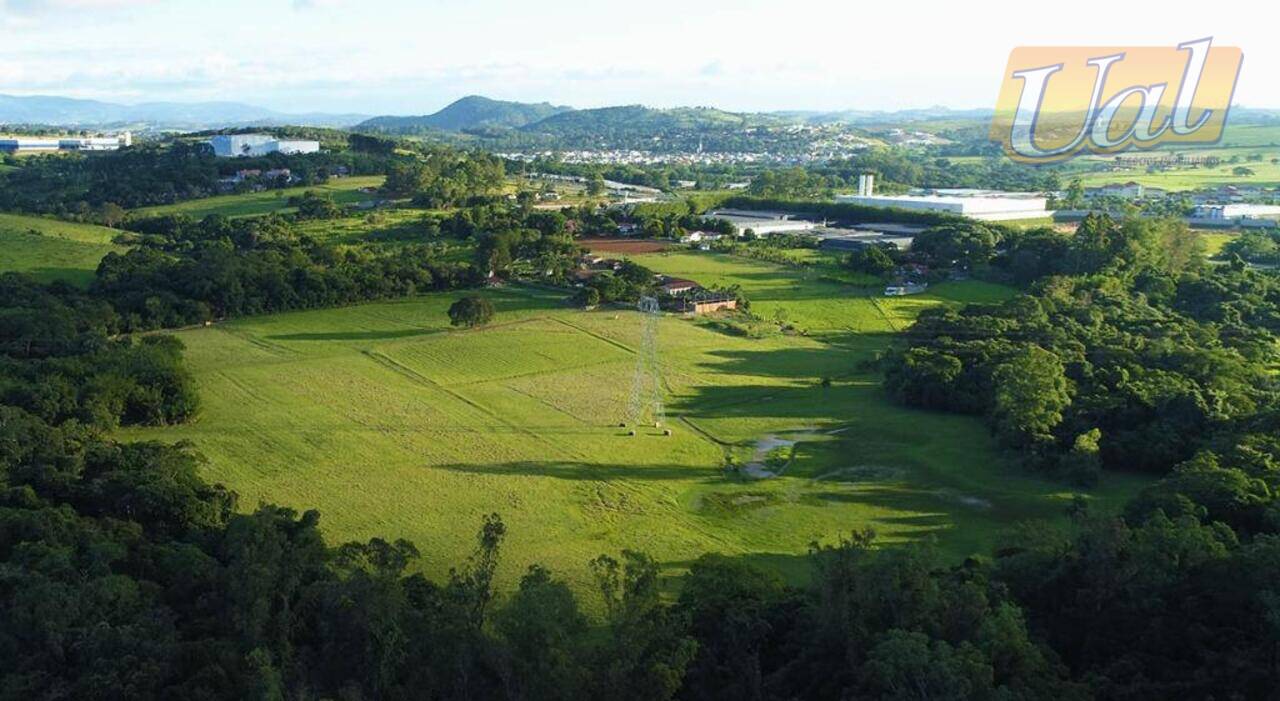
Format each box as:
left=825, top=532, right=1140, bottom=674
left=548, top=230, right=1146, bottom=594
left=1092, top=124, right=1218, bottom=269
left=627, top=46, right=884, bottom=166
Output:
left=0, top=141, right=387, bottom=218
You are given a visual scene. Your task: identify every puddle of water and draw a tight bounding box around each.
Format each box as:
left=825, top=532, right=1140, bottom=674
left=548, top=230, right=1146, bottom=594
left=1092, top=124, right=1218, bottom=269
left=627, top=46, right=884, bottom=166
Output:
left=742, top=428, right=816, bottom=478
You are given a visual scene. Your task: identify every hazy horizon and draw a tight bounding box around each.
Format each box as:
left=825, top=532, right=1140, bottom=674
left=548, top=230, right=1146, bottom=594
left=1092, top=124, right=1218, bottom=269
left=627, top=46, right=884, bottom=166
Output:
left=0, top=91, right=1012, bottom=117
left=1, top=0, right=1276, bottom=115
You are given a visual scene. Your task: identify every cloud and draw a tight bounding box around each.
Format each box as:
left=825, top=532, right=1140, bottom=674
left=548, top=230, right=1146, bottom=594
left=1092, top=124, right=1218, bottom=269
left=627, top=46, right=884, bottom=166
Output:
left=0, top=0, right=159, bottom=28
left=4, top=0, right=158, bottom=12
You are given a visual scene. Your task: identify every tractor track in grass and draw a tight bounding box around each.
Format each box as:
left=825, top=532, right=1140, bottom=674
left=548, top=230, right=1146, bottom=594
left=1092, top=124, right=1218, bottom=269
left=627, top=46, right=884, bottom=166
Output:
left=450, top=357, right=629, bottom=387
left=220, top=327, right=300, bottom=358
left=503, top=384, right=596, bottom=425
left=546, top=316, right=637, bottom=355
left=216, top=370, right=273, bottom=406
left=360, top=349, right=582, bottom=459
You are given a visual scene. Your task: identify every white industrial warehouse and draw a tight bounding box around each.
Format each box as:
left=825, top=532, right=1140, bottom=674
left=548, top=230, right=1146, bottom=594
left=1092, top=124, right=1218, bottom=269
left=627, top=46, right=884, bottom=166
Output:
left=706, top=209, right=817, bottom=236
left=837, top=174, right=1049, bottom=222
left=207, top=134, right=321, bottom=158
left=0, top=132, right=132, bottom=154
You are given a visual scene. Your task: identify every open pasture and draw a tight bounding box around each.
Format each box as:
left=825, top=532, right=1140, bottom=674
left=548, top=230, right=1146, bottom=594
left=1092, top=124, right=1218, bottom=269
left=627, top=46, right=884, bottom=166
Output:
left=1073, top=159, right=1280, bottom=190
left=0, top=212, right=128, bottom=286
left=130, top=175, right=385, bottom=219
left=123, top=254, right=1146, bottom=595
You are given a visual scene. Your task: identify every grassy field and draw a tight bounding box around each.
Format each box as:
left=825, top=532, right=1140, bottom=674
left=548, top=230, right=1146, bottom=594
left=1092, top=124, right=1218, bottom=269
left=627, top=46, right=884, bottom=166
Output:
left=1211, top=124, right=1280, bottom=149
left=998, top=217, right=1058, bottom=229
left=1073, top=159, right=1280, bottom=190
left=1065, top=124, right=1280, bottom=190
left=131, top=175, right=385, bottom=219
left=951, top=123, right=1280, bottom=191
left=627, top=250, right=1015, bottom=338
left=1199, top=231, right=1239, bottom=257
left=123, top=252, right=1148, bottom=596
left=290, top=208, right=440, bottom=245
left=0, top=212, right=128, bottom=286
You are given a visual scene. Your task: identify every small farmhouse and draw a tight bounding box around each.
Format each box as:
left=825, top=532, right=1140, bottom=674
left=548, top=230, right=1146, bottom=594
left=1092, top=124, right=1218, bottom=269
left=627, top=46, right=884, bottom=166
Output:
left=657, top=276, right=700, bottom=296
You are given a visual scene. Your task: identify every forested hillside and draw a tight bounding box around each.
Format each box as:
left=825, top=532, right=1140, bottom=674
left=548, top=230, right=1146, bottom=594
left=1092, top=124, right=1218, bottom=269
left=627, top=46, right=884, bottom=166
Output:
left=358, top=96, right=573, bottom=133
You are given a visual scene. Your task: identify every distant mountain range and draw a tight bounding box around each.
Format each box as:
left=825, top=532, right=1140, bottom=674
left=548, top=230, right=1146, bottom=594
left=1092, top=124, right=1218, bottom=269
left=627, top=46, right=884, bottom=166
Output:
left=0, top=93, right=1010, bottom=134
left=0, top=94, right=370, bottom=129
left=6, top=93, right=1280, bottom=134
left=358, top=99, right=1280, bottom=142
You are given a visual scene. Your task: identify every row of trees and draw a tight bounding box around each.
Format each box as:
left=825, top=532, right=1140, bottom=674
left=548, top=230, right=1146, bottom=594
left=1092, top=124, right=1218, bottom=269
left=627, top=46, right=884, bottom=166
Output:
left=91, top=209, right=477, bottom=330
left=92, top=238, right=475, bottom=331
left=0, top=138, right=391, bottom=218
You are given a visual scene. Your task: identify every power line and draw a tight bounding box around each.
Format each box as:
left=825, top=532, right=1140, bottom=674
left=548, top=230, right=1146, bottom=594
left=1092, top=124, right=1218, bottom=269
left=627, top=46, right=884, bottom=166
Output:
left=626, top=296, right=665, bottom=430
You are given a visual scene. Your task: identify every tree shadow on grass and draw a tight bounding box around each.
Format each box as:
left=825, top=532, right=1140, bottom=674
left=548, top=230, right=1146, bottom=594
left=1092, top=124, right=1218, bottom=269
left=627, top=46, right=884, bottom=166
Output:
left=657, top=551, right=817, bottom=592
left=806, top=485, right=979, bottom=537
left=670, top=382, right=880, bottom=424
left=694, top=346, right=878, bottom=380
left=489, top=285, right=571, bottom=309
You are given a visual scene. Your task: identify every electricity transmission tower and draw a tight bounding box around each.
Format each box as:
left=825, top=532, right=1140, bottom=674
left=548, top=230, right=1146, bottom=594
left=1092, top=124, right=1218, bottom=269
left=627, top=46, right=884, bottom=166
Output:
left=626, top=296, right=665, bottom=429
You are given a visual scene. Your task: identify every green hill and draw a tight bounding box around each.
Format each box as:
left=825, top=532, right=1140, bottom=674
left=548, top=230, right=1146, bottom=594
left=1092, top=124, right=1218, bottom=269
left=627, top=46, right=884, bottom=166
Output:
left=512, top=105, right=787, bottom=151
left=358, top=96, right=572, bottom=133
left=522, top=104, right=777, bottom=134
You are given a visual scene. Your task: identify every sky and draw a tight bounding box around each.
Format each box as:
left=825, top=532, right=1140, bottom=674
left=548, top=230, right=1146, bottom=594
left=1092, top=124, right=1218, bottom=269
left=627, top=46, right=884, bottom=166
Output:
left=0, top=0, right=1276, bottom=116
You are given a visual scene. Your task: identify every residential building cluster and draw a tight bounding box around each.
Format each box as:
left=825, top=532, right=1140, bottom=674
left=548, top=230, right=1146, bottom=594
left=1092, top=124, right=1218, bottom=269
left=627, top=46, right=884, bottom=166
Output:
left=499, top=145, right=868, bottom=168
left=216, top=168, right=298, bottom=191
